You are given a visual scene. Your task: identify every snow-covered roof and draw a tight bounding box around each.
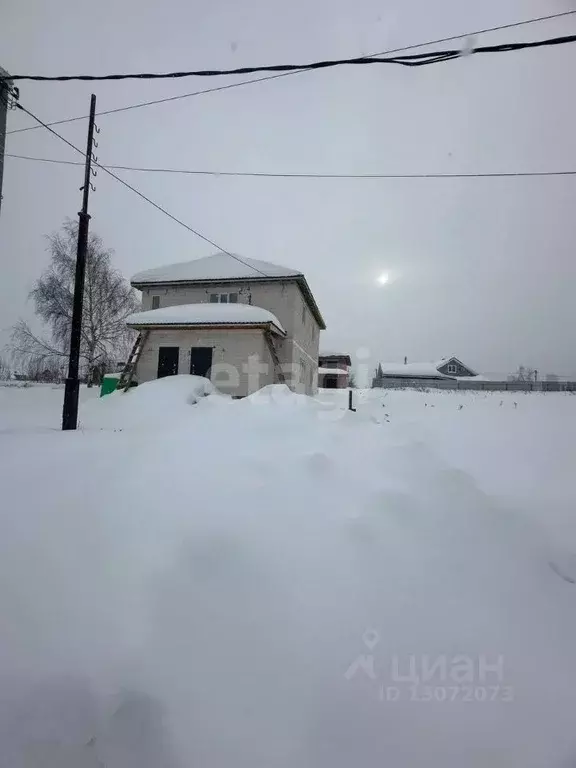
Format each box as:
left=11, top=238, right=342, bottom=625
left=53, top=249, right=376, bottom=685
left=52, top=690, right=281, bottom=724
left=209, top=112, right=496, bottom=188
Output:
left=318, top=367, right=349, bottom=376
left=131, top=252, right=302, bottom=285
left=126, top=303, right=285, bottom=334
left=378, top=362, right=455, bottom=379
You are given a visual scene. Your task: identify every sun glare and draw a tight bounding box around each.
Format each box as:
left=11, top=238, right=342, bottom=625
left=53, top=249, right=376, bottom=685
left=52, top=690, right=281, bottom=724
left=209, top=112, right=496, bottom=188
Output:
left=377, top=272, right=390, bottom=285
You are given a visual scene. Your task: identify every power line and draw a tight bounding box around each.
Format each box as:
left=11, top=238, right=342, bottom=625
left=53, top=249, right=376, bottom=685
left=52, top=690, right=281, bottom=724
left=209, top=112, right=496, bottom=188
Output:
left=13, top=102, right=270, bottom=278
left=4, top=32, right=576, bottom=82
left=6, top=73, right=304, bottom=136
left=7, top=151, right=576, bottom=180
left=7, top=9, right=576, bottom=135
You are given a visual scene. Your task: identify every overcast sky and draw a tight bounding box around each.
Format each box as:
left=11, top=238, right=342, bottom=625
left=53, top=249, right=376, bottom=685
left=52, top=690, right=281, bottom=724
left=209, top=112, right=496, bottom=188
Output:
left=2, top=0, right=576, bottom=377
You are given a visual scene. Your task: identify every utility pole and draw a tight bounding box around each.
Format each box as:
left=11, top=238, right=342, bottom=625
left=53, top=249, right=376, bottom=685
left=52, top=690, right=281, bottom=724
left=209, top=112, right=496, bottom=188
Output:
left=62, top=94, right=98, bottom=431
left=0, top=67, right=15, bottom=218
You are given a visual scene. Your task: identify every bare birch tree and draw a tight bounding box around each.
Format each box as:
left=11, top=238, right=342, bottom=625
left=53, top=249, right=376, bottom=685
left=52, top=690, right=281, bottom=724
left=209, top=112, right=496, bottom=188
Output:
left=11, top=220, right=140, bottom=385
left=0, top=356, right=11, bottom=381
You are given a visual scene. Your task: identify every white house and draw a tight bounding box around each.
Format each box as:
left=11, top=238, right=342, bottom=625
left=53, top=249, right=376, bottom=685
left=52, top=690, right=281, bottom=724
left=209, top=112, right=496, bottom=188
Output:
left=125, top=252, right=326, bottom=397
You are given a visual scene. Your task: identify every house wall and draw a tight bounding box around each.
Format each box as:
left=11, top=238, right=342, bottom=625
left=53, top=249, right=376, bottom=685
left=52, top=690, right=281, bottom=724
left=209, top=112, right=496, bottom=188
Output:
left=136, top=328, right=276, bottom=397
left=141, top=280, right=320, bottom=395
left=318, top=373, right=349, bottom=389
left=288, top=289, right=320, bottom=394
left=372, top=376, right=452, bottom=388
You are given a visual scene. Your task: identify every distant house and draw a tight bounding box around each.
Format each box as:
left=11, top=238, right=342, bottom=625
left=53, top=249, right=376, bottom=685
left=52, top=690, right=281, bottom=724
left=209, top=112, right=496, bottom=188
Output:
left=126, top=252, right=326, bottom=397
left=373, top=357, right=478, bottom=387
left=317, top=353, right=351, bottom=389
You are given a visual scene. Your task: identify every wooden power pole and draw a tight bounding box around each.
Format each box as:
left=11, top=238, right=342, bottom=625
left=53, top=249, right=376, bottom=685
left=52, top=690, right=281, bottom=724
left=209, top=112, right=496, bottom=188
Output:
left=62, top=94, right=98, bottom=431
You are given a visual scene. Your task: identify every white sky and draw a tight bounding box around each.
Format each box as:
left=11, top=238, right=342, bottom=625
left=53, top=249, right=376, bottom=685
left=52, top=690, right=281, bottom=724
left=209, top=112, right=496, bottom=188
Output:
left=2, top=0, right=576, bottom=377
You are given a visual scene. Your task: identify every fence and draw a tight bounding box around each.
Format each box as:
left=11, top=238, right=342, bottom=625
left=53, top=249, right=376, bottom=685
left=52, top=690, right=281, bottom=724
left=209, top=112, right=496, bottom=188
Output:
left=371, top=377, right=576, bottom=393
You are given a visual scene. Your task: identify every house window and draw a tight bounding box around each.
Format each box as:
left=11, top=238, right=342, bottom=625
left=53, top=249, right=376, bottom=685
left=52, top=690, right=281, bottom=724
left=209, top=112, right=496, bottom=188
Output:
left=210, top=292, right=238, bottom=304
left=447, top=364, right=458, bottom=374
left=151, top=295, right=160, bottom=310
left=302, top=304, right=306, bottom=325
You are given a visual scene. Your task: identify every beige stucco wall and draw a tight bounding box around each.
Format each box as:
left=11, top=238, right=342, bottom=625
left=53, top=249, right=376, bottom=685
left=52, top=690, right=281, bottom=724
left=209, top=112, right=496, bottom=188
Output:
left=288, top=289, right=320, bottom=394
left=136, top=328, right=277, bottom=397
left=139, top=279, right=320, bottom=395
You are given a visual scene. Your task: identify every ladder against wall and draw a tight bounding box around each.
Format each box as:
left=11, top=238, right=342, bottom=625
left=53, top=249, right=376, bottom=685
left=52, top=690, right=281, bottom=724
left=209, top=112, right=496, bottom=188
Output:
left=117, top=330, right=149, bottom=392
left=264, top=331, right=286, bottom=384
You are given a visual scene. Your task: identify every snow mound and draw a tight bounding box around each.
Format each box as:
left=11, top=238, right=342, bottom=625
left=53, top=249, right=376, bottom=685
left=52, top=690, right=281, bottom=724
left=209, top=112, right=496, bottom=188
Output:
left=81, top=375, right=224, bottom=430
left=2, top=387, right=576, bottom=766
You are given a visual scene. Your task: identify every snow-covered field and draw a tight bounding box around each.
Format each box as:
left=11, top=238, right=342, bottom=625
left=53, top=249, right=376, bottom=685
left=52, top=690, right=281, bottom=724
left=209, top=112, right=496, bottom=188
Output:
left=1, top=380, right=576, bottom=767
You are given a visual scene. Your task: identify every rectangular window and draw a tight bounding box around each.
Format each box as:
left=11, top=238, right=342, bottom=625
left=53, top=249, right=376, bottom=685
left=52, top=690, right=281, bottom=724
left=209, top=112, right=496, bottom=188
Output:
left=210, top=292, right=238, bottom=303
left=302, top=304, right=306, bottom=324
left=447, top=364, right=457, bottom=374
left=151, top=295, right=160, bottom=310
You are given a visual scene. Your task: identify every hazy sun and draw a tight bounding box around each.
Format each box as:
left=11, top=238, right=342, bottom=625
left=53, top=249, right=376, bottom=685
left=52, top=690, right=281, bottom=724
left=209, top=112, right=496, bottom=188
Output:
left=377, top=272, right=390, bottom=285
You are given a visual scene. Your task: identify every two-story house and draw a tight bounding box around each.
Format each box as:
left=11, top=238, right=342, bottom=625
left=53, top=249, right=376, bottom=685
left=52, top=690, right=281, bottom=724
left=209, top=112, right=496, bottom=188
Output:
left=125, top=252, right=326, bottom=396
left=317, top=353, right=351, bottom=388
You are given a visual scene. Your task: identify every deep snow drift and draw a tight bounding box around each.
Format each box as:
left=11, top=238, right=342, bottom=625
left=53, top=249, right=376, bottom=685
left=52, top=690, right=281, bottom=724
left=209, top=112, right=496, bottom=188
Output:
left=1, top=380, right=576, bottom=767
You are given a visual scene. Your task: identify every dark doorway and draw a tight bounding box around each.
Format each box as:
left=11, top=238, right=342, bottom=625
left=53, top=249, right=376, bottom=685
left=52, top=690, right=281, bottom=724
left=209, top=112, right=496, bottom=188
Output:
left=190, top=347, right=213, bottom=378
left=324, top=375, right=338, bottom=389
left=157, top=347, right=179, bottom=378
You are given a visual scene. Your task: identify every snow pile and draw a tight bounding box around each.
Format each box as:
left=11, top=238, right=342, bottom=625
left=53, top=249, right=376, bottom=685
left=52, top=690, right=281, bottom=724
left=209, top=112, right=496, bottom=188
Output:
left=1, top=385, right=576, bottom=766
left=81, top=374, right=224, bottom=430
left=126, top=302, right=285, bottom=333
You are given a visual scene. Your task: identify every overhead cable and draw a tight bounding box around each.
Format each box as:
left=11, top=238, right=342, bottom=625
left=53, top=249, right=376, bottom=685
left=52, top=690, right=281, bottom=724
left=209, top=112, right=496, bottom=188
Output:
left=13, top=102, right=269, bottom=278
left=7, top=152, right=576, bottom=179
left=7, top=9, right=576, bottom=135
left=3, top=32, right=576, bottom=82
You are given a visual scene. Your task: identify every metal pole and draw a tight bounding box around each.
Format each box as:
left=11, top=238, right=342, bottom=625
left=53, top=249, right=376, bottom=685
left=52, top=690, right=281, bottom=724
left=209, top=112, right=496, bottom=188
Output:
left=62, top=93, right=97, bottom=431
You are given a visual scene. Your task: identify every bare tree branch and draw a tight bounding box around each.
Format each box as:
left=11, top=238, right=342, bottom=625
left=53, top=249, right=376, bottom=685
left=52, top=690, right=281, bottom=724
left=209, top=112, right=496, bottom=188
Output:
left=10, top=220, right=140, bottom=385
